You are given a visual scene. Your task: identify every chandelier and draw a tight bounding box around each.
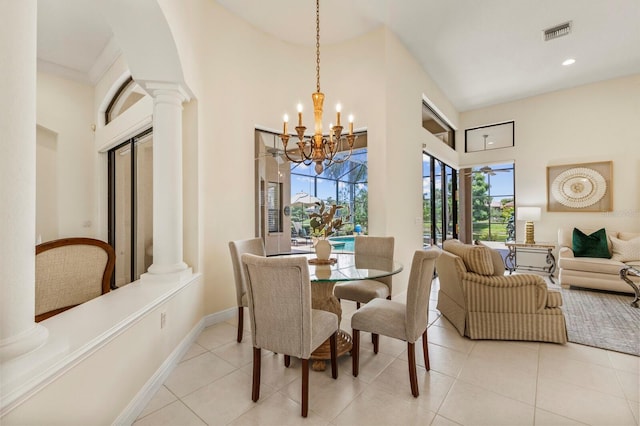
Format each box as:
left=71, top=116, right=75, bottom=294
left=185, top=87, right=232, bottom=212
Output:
left=279, top=0, right=356, bottom=175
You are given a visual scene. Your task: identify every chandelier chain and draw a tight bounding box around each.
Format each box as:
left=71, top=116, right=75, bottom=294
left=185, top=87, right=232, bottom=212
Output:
left=316, top=0, right=320, bottom=93
left=278, top=0, right=356, bottom=175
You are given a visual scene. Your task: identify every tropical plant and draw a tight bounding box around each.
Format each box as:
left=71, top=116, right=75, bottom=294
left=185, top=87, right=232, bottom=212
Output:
left=472, top=172, right=491, bottom=222
left=309, top=201, right=350, bottom=239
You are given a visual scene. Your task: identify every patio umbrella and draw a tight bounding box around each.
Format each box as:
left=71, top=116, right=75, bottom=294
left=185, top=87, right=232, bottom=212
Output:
left=291, top=191, right=320, bottom=205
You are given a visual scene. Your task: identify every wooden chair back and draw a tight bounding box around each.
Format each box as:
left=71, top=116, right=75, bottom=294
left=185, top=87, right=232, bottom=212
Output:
left=35, top=238, right=115, bottom=322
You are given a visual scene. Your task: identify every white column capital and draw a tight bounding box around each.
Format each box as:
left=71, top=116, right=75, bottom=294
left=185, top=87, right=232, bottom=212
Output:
left=138, top=81, right=191, bottom=104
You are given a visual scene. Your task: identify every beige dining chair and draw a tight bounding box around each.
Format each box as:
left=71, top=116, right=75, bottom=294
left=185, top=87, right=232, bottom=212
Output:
left=229, top=238, right=265, bottom=342
left=35, top=237, right=115, bottom=322
left=333, top=236, right=395, bottom=308
left=241, top=253, right=339, bottom=417
left=351, top=248, right=441, bottom=397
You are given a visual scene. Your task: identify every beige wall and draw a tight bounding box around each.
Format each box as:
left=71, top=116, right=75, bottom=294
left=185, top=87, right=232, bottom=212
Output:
left=35, top=125, right=58, bottom=242
left=36, top=72, right=96, bottom=240
left=381, top=29, right=460, bottom=291
left=460, top=74, right=640, bottom=243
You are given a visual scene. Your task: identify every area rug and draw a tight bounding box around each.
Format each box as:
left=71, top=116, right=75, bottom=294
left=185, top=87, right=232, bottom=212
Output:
left=560, top=287, right=640, bottom=356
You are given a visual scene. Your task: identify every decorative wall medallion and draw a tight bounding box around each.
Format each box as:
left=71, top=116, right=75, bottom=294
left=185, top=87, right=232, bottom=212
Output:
left=547, top=161, right=612, bottom=212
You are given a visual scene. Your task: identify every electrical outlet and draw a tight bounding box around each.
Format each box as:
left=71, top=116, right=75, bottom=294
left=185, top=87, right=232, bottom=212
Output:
left=160, top=312, right=166, bottom=329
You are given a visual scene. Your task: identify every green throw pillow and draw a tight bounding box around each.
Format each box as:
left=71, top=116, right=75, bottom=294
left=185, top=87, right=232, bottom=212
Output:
left=572, top=228, right=610, bottom=258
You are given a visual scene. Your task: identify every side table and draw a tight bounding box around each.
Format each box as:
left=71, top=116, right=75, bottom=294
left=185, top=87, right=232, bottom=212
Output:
left=619, top=266, right=640, bottom=308
left=504, top=242, right=557, bottom=283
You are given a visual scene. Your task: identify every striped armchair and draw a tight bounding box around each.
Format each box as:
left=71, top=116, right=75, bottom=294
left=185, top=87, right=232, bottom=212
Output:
left=436, top=240, right=567, bottom=344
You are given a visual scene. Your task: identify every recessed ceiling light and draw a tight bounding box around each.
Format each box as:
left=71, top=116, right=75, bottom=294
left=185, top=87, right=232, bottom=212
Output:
left=562, top=58, right=576, bottom=66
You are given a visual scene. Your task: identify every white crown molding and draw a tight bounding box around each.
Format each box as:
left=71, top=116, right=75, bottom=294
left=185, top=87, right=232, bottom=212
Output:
left=88, top=37, right=122, bottom=85
left=37, top=59, right=90, bottom=84
left=37, top=37, right=121, bottom=86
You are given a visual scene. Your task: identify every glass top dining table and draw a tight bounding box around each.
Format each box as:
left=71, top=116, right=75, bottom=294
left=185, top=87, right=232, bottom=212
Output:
left=280, top=252, right=404, bottom=370
left=296, top=252, right=404, bottom=282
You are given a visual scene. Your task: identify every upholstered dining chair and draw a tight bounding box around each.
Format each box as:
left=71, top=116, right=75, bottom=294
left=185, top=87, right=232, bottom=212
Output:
left=241, top=253, right=339, bottom=417
left=228, top=238, right=265, bottom=343
left=35, top=237, right=115, bottom=322
left=333, top=236, right=395, bottom=308
left=351, top=248, right=440, bottom=397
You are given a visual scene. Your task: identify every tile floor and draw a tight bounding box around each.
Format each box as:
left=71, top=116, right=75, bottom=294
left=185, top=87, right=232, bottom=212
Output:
left=134, top=280, right=640, bottom=426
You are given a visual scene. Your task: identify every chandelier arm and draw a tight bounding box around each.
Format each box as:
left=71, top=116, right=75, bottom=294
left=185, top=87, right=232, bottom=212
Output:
left=282, top=147, right=314, bottom=166
left=280, top=134, right=311, bottom=164
left=327, top=133, right=356, bottom=165
left=298, top=139, right=314, bottom=162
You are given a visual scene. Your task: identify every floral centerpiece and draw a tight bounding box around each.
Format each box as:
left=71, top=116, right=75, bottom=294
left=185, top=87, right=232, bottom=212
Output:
left=309, top=201, right=350, bottom=261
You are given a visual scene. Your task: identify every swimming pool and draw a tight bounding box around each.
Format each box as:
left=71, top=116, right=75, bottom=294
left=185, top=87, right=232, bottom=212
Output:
left=328, top=235, right=355, bottom=252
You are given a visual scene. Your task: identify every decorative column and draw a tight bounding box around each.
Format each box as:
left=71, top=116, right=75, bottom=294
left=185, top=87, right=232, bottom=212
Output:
left=0, top=0, right=49, bottom=361
left=142, top=83, right=191, bottom=280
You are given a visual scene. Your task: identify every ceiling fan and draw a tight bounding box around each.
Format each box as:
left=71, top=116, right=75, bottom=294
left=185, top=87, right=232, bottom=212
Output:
left=465, top=165, right=510, bottom=176
left=256, top=145, right=286, bottom=164
left=255, top=132, right=289, bottom=164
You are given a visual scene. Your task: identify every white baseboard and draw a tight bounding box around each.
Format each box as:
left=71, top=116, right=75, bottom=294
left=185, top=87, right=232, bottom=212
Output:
left=113, top=307, right=237, bottom=425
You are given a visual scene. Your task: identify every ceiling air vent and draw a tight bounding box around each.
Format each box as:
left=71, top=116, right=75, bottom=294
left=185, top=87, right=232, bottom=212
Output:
left=543, top=21, right=572, bottom=41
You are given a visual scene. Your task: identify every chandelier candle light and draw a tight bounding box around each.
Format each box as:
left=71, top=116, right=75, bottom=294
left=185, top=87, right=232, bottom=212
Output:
left=280, top=0, right=356, bottom=175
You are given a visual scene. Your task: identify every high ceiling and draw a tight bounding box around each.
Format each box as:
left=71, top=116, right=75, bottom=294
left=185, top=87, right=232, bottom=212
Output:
left=37, top=0, right=640, bottom=111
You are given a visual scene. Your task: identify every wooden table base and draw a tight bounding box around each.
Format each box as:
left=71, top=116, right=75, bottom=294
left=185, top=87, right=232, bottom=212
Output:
left=310, top=329, right=352, bottom=371
left=309, top=278, right=354, bottom=371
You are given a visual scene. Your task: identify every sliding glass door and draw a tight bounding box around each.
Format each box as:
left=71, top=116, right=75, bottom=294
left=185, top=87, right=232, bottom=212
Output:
left=108, top=129, right=153, bottom=287
left=423, top=153, right=458, bottom=247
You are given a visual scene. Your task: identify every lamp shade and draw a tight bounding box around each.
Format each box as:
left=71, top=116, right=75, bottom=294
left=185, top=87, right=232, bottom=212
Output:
left=517, top=207, right=541, bottom=221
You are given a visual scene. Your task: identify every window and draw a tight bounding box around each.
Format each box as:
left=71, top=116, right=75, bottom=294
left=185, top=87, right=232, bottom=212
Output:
left=267, top=182, right=282, bottom=233
left=290, top=144, right=368, bottom=238
left=465, top=121, right=514, bottom=152
left=255, top=129, right=368, bottom=255
left=422, top=102, right=455, bottom=149
left=470, top=163, right=515, bottom=242
left=105, top=77, right=146, bottom=125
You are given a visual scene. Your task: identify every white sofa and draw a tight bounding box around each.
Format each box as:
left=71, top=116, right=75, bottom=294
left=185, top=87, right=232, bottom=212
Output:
left=557, top=227, right=640, bottom=293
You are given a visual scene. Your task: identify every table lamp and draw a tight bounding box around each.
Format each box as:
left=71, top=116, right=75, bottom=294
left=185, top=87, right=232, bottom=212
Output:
left=517, top=207, right=541, bottom=244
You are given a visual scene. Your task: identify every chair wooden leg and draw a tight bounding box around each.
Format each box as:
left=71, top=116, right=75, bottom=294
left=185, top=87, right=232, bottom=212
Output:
left=284, top=355, right=291, bottom=367
left=330, top=332, right=338, bottom=379
left=372, top=333, right=379, bottom=354
left=237, top=307, right=244, bottom=343
left=422, top=329, right=430, bottom=371
left=352, top=329, right=360, bottom=377
left=301, top=358, right=309, bottom=417
left=252, top=347, right=261, bottom=402
left=407, top=342, right=419, bottom=397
